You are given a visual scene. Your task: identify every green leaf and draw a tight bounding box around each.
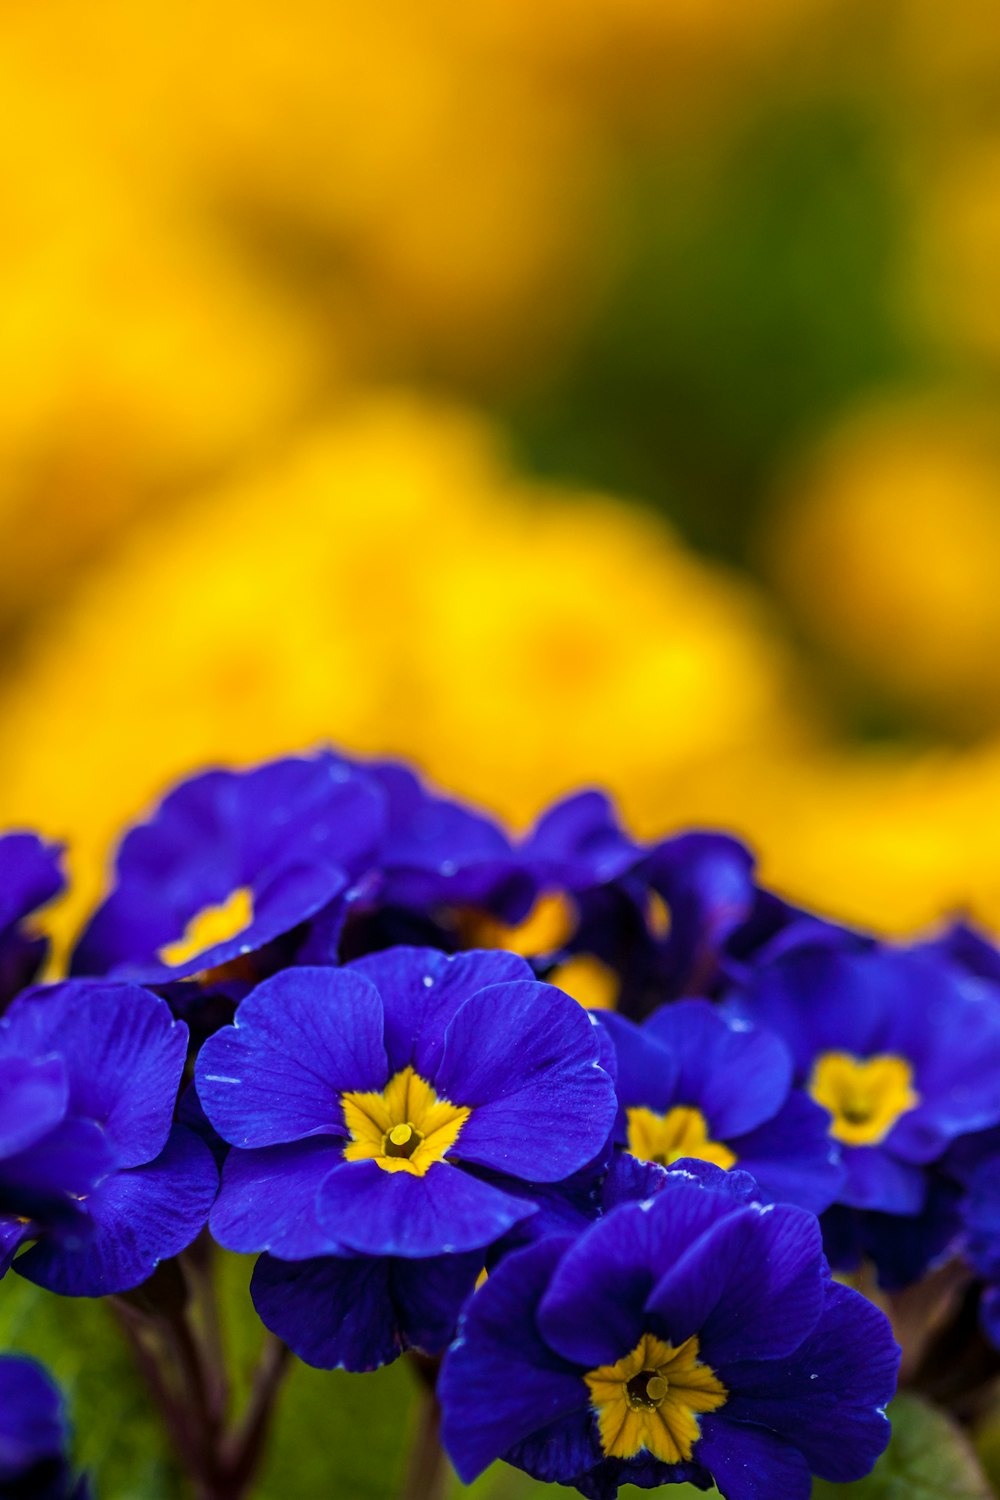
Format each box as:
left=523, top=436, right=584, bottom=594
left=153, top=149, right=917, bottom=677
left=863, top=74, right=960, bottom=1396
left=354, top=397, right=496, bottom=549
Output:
left=812, top=1392, right=995, bottom=1500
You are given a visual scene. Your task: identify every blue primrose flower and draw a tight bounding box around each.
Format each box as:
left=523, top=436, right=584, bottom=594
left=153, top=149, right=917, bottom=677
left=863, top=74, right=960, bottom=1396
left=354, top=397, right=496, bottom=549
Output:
left=0, top=981, right=218, bottom=1294
left=723, top=942, right=1000, bottom=1281
left=71, top=753, right=386, bottom=984
left=597, top=1000, right=842, bottom=1216
left=195, top=948, right=618, bottom=1260
left=0, top=833, right=65, bottom=1010
left=439, top=1169, right=900, bottom=1500
left=249, top=1149, right=670, bottom=1375
left=0, top=1355, right=90, bottom=1500
left=494, top=800, right=853, bottom=1019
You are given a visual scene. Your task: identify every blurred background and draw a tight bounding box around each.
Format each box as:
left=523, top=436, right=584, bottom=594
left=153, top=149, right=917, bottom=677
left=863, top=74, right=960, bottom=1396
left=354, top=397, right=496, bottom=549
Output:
left=3, top=0, right=1000, bottom=946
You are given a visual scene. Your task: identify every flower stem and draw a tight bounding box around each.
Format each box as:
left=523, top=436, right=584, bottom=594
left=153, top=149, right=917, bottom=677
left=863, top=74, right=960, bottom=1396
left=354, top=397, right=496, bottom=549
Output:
left=402, top=1356, right=452, bottom=1500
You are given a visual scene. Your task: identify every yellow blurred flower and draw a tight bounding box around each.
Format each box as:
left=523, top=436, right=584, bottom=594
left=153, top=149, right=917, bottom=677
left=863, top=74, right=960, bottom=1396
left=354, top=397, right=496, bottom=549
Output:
left=0, top=393, right=805, bottom=952
left=0, top=49, right=325, bottom=624
left=762, top=399, right=1000, bottom=731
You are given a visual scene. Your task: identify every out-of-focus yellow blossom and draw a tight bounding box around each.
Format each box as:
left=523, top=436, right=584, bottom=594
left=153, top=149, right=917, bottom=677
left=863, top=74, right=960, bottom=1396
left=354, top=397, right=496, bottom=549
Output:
left=672, top=740, right=1000, bottom=938
left=0, top=53, right=325, bottom=624
left=0, top=394, right=806, bottom=953
left=909, top=137, right=1000, bottom=368
left=762, top=400, right=1000, bottom=730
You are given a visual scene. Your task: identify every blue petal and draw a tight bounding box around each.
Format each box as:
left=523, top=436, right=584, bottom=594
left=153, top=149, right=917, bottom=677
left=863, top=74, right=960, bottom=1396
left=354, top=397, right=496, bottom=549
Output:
left=347, top=947, right=532, bottom=1078
left=695, top=1415, right=812, bottom=1500
left=252, top=1254, right=402, bottom=1370
left=436, top=981, right=617, bottom=1183
left=315, top=1159, right=535, bottom=1257
left=537, top=1182, right=737, bottom=1367
left=840, top=1145, right=925, bottom=1214
left=439, top=1236, right=588, bottom=1484
left=16, top=1126, right=218, bottom=1296
left=642, top=1001, right=792, bottom=1138
left=0, top=1355, right=67, bottom=1478
left=252, top=1248, right=482, bottom=1370
left=596, top=1013, right=678, bottom=1122
left=0, top=1118, right=114, bottom=1228
left=210, top=1139, right=345, bottom=1257
left=0, top=1218, right=30, bottom=1278
left=196, top=967, right=387, bottom=1147
left=721, top=1280, right=898, bottom=1483
left=521, top=790, right=639, bottom=888
left=724, top=948, right=901, bottom=1080
left=1, top=982, right=187, bottom=1168
left=732, top=1091, right=842, bottom=1215
left=0, top=1056, right=67, bottom=1157
left=645, top=1203, right=826, bottom=1366
left=505, top=1407, right=605, bottom=1489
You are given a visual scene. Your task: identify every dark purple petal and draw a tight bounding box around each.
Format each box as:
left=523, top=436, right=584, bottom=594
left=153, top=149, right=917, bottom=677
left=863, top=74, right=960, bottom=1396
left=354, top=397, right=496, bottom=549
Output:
left=0, top=1118, right=114, bottom=1228
left=436, top=981, right=617, bottom=1182
left=252, top=1248, right=482, bottom=1370
left=537, top=1183, right=736, bottom=1367
left=0, top=1355, right=68, bottom=1479
left=315, top=1159, right=535, bottom=1257
left=0, top=835, right=65, bottom=934
left=252, top=1254, right=402, bottom=1370
left=840, top=1145, right=925, bottom=1214
left=721, top=1280, right=898, bottom=1482
left=210, top=1140, right=345, bottom=1258
left=0, top=1218, right=30, bottom=1277
left=347, top=947, right=532, bottom=1078
left=731, top=1091, right=843, bottom=1215
left=695, top=1416, right=812, bottom=1500
left=643, top=832, right=756, bottom=997
left=16, top=1126, right=218, bottom=1296
left=596, top=1013, right=679, bottom=1121
left=439, top=1236, right=588, bottom=1484
left=521, top=791, right=640, bottom=889
left=645, top=1203, right=825, bottom=1365
left=1, top=982, right=187, bottom=1168
left=196, top=967, right=387, bottom=1147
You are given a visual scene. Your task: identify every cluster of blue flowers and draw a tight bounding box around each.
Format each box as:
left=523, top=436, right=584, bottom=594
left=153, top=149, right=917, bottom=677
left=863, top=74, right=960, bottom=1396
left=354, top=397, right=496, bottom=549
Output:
left=6, top=748, right=1000, bottom=1494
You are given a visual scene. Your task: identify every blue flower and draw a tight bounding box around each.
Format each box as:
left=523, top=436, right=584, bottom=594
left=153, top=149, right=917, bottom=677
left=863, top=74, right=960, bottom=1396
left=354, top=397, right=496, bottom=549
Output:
left=439, top=1169, right=899, bottom=1500
left=248, top=1151, right=667, bottom=1375
left=597, top=1000, right=842, bottom=1215
left=196, top=948, right=618, bottom=1259
left=0, top=833, right=65, bottom=1009
left=0, top=1355, right=90, bottom=1499
left=475, top=797, right=855, bottom=1019
left=71, top=753, right=386, bottom=984
left=723, top=942, right=1000, bottom=1282
left=0, top=981, right=218, bottom=1294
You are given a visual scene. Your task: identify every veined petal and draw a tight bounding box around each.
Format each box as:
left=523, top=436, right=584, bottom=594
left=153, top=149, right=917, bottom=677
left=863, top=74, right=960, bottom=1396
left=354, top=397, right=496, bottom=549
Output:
left=436, top=981, right=617, bottom=1182
left=315, top=1158, right=535, bottom=1258
left=196, top=967, right=387, bottom=1147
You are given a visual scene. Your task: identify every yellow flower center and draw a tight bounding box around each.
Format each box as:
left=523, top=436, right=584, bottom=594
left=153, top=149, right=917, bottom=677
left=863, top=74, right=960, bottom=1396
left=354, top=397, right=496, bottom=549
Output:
left=548, top=953, right=620, bottom=1010
left=158, top=886, right=255, bottom=967
left=585, top=1331, right=727, bottom=1463
left=808, top=1051, right=920, bottom=1145
left=465, top=892, right=576, bottom=956
left=626, top=1105, right=736, bottom=1171
left=341, top=1065, right=470, bottom=1176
